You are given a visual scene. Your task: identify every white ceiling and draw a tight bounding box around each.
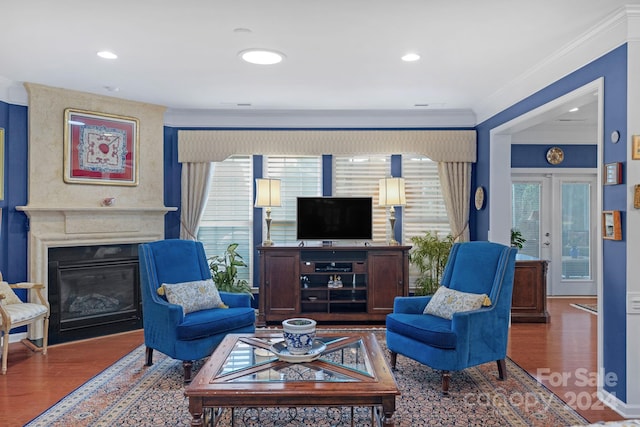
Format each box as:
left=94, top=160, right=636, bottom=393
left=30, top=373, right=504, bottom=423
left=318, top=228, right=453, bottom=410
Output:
left=0, top=0, right=630, bottom=122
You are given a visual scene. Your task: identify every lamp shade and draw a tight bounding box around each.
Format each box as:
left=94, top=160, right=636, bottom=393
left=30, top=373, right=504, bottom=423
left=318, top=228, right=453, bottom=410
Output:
left=255, top=178, right=281, bottom=207
left=378, top=177, right=406, bottom=207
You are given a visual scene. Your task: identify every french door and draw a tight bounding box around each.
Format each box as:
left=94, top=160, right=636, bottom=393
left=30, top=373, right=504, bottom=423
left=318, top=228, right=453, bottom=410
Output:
left=512, top=173, right=597, bottom=296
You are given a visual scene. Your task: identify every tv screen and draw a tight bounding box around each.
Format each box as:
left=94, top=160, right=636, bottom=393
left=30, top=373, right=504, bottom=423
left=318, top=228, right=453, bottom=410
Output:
left=296, top=197, right=373, bottom=241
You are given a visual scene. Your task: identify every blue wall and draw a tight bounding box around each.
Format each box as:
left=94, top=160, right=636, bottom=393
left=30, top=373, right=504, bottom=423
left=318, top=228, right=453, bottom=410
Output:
left=511, top=144, right=597, bottom=168
left=0, top=101, right=29, bottom=287
left=475, top=44, right=628, bottom=401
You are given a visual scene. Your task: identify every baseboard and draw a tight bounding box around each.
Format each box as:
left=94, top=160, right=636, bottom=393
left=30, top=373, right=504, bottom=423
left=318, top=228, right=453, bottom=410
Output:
left=599, top=388, right=640, bottom=418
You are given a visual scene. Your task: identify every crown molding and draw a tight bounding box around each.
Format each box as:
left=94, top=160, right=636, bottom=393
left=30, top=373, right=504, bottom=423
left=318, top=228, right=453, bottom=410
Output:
left=474, top=4, right=634, bottom=124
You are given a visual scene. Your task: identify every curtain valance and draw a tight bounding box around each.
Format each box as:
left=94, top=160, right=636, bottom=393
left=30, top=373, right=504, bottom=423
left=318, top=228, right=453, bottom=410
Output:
left=178, top=129, right=476, bottom=163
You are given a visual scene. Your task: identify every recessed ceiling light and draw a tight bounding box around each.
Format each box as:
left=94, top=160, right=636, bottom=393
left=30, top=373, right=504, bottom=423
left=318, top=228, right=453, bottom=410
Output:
left=97, top=51, right=118, bottom=59
left=402, top=53, right=420, bottom=62
left=569, top=107, right=579, bottom=112
left=239, top=49, right=285, bottom=65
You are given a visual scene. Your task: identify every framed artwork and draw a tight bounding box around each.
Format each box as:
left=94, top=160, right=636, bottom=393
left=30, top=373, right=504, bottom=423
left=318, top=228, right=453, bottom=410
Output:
left=602, top=210, right=622, bottom=240
left=0, top=127, right=4, bottom=200
left=63, top=109, right=139, bottom=186
left=603, top=162, right=622, bottom=185
left=633, top=135, right=640, bottom=160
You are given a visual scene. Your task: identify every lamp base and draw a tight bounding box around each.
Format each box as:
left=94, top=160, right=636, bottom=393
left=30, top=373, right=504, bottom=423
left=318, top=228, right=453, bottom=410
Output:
left=263, top=240, right=275, bottom=247
left=388, top=239, right=400, bottom=246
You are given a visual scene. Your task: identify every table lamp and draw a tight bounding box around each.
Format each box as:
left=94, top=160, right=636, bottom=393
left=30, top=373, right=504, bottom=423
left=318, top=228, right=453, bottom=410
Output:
left=255, top=178, right=281, bottom=246
left=378, top=177, right=406, bottom=246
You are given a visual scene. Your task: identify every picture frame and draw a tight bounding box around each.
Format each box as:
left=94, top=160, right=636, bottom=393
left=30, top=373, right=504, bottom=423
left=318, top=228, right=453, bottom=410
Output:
left=635, top=185, right=640, bottom=209
left=63, top=108, right=139, bottom=186
left=602, top=210, right=622, bottom=240
left=633, top=135, right=640, bottom=160
left=603, top=162, right=622, bottom=185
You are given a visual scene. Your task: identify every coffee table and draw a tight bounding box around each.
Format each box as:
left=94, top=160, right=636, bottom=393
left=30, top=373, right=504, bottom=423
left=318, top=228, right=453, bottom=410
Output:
left=184, top=331, right=400, bottom=426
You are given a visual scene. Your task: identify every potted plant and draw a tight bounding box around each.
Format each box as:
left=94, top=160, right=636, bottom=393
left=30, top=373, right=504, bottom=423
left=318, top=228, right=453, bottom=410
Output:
left=510, top=229, right=526, bottom=249
left=208, top=243, right=253, bottom=296
left=409, top=231, right=454, bottom=296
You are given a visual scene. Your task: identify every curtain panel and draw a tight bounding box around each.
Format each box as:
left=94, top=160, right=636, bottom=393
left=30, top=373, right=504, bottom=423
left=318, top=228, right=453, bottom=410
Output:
left=180, top=162, right=214, bottom=240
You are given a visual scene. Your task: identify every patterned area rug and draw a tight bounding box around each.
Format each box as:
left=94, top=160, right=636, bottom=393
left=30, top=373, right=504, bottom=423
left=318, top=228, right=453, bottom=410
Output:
left=26, top=331, right=588, bottom=427
left=571, top=303, right=598, bottom=315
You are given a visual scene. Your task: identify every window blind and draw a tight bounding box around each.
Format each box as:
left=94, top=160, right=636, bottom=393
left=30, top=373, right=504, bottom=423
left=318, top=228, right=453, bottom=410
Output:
left=266, top=156, right=322, bottom=245
left=197, top=155, right=253, bottom=284
left=334, top=155, right=390, bottom=244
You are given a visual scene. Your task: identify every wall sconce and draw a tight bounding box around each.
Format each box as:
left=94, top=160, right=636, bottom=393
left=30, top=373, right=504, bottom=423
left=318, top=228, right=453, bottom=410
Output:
left=378, top=177, right=406, bottom=246
left=255, top=178, right=281, bottom=246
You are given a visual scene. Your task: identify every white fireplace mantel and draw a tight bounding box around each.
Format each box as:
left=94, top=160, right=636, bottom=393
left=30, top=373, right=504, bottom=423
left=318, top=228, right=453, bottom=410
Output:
left=16, top=204, right=176, bottom=302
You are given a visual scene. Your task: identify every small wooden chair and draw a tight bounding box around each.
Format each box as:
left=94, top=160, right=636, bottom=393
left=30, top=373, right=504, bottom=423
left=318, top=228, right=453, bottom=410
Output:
left=0, top=272, right=50, bottom=374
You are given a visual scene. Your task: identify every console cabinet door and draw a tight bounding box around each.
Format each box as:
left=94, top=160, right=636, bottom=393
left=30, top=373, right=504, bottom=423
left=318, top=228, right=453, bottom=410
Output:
left=368, top=250, right=406, bottom=313
left=263, top=251, right=300, bottom=317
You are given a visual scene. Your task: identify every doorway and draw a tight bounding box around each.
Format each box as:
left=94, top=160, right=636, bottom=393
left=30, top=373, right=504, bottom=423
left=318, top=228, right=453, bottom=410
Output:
left=512, top=173, right=597, bottom=295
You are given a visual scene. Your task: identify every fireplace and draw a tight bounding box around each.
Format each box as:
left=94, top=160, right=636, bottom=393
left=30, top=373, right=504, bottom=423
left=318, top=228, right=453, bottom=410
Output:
left=47, top=243, right=142, bottom=344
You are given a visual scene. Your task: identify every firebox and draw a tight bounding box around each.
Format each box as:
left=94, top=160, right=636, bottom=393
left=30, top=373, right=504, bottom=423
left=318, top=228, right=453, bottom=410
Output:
left=47, top=243, right=142, bottom=344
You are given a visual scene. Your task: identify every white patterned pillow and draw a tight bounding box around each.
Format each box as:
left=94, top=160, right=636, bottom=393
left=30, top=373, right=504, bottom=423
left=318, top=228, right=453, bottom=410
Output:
left=423, top=286, right=491, bottom=320
left=158, top=279, right=227, bottom=314
left=0, top=281, right=23, bottom=305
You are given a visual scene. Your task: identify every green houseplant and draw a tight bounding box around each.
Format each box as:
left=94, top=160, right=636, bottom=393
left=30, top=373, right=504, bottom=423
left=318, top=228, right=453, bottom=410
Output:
left=208, top=243, right=253, bottom=297
left=409, top=231, right=454, bottom=296
left=510, top=229, right=526, bottom=249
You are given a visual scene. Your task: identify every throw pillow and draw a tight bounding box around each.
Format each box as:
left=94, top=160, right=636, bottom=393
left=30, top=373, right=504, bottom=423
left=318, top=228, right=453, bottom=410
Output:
left=0, top=281, right=23, bottom=305
left=158, top=279, right=227, bottom=314
left=423, top=286, right=491, bottom=320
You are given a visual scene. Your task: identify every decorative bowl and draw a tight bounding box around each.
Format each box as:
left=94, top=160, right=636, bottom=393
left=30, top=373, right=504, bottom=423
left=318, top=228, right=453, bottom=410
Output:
left=282, top=317, right=317, bottom=355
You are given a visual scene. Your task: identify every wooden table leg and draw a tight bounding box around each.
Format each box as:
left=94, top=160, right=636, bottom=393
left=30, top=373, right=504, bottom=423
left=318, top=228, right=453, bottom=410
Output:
left=381, top=397, right=396, bottom=426
left=189, top=398, right=204, bottom=427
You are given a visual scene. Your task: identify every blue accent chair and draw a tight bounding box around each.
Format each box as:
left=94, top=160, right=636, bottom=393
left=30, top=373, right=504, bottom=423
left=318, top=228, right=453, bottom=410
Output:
left=386, top=241, right=517, bottom=394
left=139, top=239, right=255, bottom=382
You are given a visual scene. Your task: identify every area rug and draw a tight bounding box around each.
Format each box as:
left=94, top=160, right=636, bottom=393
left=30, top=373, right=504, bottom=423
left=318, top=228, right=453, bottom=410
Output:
left=571, top=303, right=598, bottom=315
left=26, top=331, right=588, bottom=427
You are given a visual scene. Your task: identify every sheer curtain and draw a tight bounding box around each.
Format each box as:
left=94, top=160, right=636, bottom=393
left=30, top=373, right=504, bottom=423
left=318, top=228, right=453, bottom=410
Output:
left=438, top=162, right=471, bottom=242
left=180, top=162, right=214, bottom=240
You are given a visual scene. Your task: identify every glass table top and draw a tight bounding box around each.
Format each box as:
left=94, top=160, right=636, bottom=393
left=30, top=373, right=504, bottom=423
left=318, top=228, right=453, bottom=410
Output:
left=217, top=334, right=375, bottom=383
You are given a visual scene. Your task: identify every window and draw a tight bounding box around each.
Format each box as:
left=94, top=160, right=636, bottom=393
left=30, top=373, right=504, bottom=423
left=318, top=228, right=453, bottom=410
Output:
left=402, top=155, right=451, bottom=290
left=334, top=155, right=390, bottom=244
left=402, top=155, right=450, bottom=240
left=266, top=156, right=322, bottom=245
left=197, top=156, right=253, bottom=285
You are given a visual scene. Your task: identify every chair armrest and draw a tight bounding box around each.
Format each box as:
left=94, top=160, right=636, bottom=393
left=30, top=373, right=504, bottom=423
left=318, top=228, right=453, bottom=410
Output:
left=10, top=282, right=48, bottom=307
left=220, top=291, right=252, bottom=308
left=393, top=296, right=431, bottom=314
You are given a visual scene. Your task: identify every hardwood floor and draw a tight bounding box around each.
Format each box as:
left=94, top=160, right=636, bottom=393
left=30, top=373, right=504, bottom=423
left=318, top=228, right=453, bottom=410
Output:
left=0, top=298, right=626, bottom=426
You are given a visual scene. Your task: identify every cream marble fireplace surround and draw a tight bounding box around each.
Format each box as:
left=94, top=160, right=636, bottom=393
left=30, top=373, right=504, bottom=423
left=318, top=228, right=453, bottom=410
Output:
left=16, top=83, right=174, bottom=341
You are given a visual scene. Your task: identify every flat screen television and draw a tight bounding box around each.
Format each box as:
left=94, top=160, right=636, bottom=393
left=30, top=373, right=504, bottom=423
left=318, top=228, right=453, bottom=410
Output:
left=296, top=197, right=373, bottom=241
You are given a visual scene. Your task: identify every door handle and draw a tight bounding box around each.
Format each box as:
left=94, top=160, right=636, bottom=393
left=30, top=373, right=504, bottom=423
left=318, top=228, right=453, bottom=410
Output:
left=543, top=241, right=551, bottom=246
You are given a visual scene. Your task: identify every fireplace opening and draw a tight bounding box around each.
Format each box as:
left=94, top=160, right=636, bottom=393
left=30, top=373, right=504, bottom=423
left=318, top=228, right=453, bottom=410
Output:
left=48, top=244, right=142, bottom=344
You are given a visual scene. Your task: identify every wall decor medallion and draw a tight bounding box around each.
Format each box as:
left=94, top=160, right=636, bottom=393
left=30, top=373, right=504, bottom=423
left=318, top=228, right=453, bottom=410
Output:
left=63, top=109, right=139, bottom=186
left=474, top=186, right=485, bottom=210
left=610, top=130, right=620, bottom=143
left=545, top=146, right=564, bottom=165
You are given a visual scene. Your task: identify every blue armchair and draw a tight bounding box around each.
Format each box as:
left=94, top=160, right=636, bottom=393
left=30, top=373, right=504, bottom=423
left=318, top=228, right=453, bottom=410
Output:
left=139, top=239, right=255, bottom=382
left=386, top=241, right=517, bottom=394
